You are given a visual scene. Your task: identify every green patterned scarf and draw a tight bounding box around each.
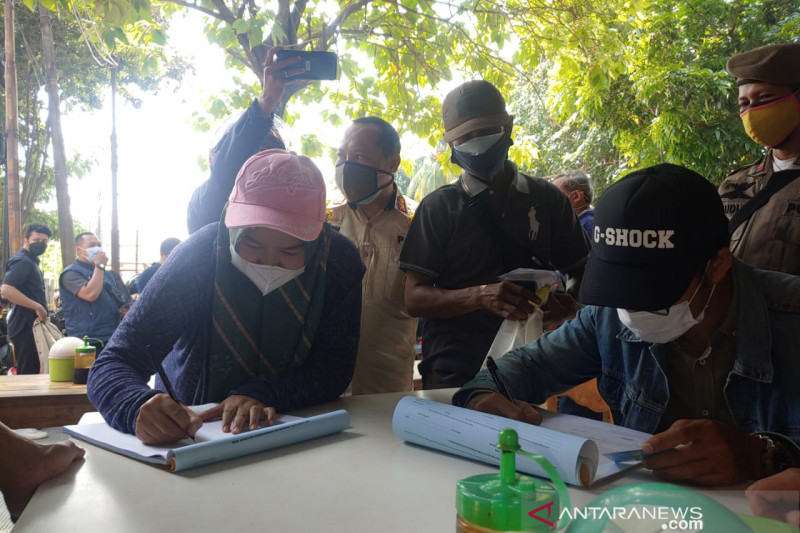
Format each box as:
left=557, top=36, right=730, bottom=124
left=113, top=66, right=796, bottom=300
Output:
left=206, top=211, right=331, bottom=402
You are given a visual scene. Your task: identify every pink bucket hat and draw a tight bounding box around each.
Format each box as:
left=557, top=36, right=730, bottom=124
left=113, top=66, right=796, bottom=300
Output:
left=225, top=149, right=326, bottom=241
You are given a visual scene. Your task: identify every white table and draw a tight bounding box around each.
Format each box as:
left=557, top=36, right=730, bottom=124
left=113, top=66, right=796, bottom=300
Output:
left=13, top=390, right=751, bottom=532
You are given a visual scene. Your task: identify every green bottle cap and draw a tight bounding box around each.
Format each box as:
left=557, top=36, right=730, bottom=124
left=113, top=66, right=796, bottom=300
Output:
left=456, top=429, right=566, bottom=532
left=75, top=336, right=97, bottom=355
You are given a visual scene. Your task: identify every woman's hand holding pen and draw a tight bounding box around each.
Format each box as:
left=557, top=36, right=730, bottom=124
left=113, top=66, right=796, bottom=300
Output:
left=135, top=394, right=204, bottom=445
left=199, top=395, right=276, bottom=434
left=466, top=392, right=542, bottom=425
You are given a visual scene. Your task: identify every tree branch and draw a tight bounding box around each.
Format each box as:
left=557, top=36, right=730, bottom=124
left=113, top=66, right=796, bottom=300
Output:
left=208, top=0, right=237, bottom=23
left=324, top=0, right=370, bottom=48
left=160, top=0, right=225, bottom=20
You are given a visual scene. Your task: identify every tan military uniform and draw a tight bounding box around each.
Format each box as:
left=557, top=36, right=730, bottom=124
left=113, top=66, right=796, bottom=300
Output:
left=327, top=190, right=418, bottom=394
left=718, top=150, right=800, bottom=275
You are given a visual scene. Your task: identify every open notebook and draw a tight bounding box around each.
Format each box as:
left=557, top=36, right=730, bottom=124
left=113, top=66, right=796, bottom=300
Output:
left=392, top=397, right=650, bottom=487
left=64, top=404, right=350, bottom=472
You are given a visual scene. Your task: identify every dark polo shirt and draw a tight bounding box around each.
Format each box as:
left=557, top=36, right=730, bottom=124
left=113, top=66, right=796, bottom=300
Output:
left=4, top=249, right=47, bottom=337
left=399, top=162, right=589, bottom=382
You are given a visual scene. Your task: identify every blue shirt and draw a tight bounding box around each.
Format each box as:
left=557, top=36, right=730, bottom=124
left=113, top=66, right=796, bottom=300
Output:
left=454, top=259, right=800, bottom=445
left=88, top=223, right=365, bottom=434
left=578, top=209, right=594, bottom=240
left=134, top=263, right=159, bottom=294
left=187, top=100, right=280, bottom=233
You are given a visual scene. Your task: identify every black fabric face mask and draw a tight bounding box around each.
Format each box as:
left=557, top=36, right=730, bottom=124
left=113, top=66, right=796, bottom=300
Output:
left=28, top=241, right=48, bottom=257
left=449, top=133, right=512, bottom=183
left=335, top=161, right=394, bottom=204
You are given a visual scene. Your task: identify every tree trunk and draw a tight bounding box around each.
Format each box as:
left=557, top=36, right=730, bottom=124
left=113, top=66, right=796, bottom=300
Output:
left=38, top=2, right=75, bottom=266
left=4, top=0, right=21, bottom=254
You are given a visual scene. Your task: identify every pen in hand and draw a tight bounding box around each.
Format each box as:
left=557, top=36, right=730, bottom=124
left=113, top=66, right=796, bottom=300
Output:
left=486, top=356, right=515, bottom=404
left=150, top=348, right=196, bottom=442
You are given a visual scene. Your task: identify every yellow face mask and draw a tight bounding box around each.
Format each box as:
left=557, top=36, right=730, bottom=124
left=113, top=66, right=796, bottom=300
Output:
left=740, top=90, right=800, bottom=148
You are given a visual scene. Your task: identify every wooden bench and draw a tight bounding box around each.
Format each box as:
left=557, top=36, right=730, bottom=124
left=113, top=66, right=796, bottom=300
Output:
left=0, top=374, right=95, bottom=429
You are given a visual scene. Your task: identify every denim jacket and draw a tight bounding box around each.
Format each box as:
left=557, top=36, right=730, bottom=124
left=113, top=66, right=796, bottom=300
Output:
left=454, top=259, right=800, bottom=444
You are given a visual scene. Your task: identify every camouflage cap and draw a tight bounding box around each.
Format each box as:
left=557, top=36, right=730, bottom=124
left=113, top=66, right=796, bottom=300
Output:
left=726, top=43, right=800, bottom=86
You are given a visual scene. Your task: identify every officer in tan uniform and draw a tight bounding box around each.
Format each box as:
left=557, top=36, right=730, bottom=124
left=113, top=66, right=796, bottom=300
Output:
left=718, top=43, right=800, bottom=275
left=327, top=117, right=419, bottom=394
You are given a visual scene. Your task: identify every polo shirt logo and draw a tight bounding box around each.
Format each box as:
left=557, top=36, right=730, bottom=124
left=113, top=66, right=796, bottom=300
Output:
left=593, top=227, right=675, bottom=249
left=528, top=206, right=540, bottom=240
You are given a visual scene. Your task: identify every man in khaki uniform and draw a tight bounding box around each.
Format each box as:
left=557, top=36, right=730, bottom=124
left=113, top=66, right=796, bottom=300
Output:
left=327, top=117, right=418, bottom=394
left=718, top=43, right=800, bottom=275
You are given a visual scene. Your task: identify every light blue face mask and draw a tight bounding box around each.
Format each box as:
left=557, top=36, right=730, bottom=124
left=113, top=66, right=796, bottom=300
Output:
left=86, top=246, right=103, bottom=262
left=452, top=131, right=506, bottom=156
left=357, top=190, right=382, bottom=205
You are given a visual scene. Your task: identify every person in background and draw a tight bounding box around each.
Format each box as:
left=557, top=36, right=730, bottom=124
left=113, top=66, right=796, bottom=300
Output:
left=400, top=79, right=589, bottom=389
left=0, top=422, right=84, bottom=522
left=718, top=43, right=800, bottom=275
left=552, top=171, right=601, bottom=420
left=1, top=224, right=52, bottom=374
left=89, top=150, right=364, bottom=445
left=553, top=171, right=595, bottom=239
left=327, top=117, right=418, bottom=394
left=187, top=48, right=300, bottom=234
left=132, top=237, right=181, bottom=294
left=455, top=164, right=800, bottom=487
left=58, top=232, right=131, bottom=351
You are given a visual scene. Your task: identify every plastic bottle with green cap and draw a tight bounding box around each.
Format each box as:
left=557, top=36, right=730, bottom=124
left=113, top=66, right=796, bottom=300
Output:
left=73, top=336, right=103, bottom=384
left=456, top=428, right=571, bottom=532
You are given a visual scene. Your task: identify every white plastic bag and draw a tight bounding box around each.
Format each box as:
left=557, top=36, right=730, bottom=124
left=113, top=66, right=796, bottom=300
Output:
left=32, top=319, right=64, bottom=373
left=483, top=308, right=544, bottom=367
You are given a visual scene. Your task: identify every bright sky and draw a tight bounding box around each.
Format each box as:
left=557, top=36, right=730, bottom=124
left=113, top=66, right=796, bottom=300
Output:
left=49, top=10, right=466, bottom=279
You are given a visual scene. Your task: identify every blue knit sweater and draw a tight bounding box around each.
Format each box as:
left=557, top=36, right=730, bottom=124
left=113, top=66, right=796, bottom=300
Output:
left=87, top=223, right=365, bottom=434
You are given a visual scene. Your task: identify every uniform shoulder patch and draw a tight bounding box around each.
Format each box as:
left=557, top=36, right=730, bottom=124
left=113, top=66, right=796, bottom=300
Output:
left=395, top=194, right=417, bottom=218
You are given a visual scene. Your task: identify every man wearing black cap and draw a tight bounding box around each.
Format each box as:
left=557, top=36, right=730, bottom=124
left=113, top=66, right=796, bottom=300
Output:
left=454, top=163, right=800, bottom=486
left=400, top=80, right=589, bottom=389
left=718, top=43, right=800, bottom=276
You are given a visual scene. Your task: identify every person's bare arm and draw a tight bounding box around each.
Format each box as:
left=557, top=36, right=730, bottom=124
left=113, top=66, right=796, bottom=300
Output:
left=0, top=285, right=47, bottom=322
left=404, top=270, right=539, bottom=321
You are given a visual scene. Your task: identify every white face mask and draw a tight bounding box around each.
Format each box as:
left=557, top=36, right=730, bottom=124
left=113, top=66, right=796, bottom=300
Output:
left=229, top=245, right=305, bottom=296
left=617, top=279, right=716, bottom=344
left=452, top=131, right=505, bottom=156
left=86, top=246, right=103, bottom=261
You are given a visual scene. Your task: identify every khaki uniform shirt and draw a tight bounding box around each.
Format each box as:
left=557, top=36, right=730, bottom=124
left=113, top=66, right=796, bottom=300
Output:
left=327, top=190, right=418, bottom=394
left=719, top=151, right=800, bottom=275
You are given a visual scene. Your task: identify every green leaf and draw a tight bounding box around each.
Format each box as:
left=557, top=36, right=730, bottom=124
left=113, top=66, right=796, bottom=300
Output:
left=233, top=19, right=251, bottom=34
left=149, top=29, right=167, bottom=46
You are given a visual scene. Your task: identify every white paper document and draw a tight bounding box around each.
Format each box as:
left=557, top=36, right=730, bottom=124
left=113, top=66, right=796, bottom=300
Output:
left=65, top=405, right=350, bottom=472
left=392, top=397, right=651, bottom=487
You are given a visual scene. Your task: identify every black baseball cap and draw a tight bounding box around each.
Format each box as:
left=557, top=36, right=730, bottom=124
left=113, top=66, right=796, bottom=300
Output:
left=579, top=164, right=730, bottom=311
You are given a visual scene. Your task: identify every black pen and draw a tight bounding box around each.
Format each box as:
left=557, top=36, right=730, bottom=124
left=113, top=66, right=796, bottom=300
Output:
left=150, top=347, right=195, bottom=442
left=155, top=361, right=182, bottom=405
left=486, top=356, right=516, bottom=404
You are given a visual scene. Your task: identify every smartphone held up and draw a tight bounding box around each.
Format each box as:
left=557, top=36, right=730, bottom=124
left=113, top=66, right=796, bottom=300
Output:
left=274, top=50, right=338, bottom=81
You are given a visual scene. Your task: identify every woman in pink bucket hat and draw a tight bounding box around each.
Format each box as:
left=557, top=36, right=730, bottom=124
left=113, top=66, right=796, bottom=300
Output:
left=87, top=149, right=365, bottom=444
